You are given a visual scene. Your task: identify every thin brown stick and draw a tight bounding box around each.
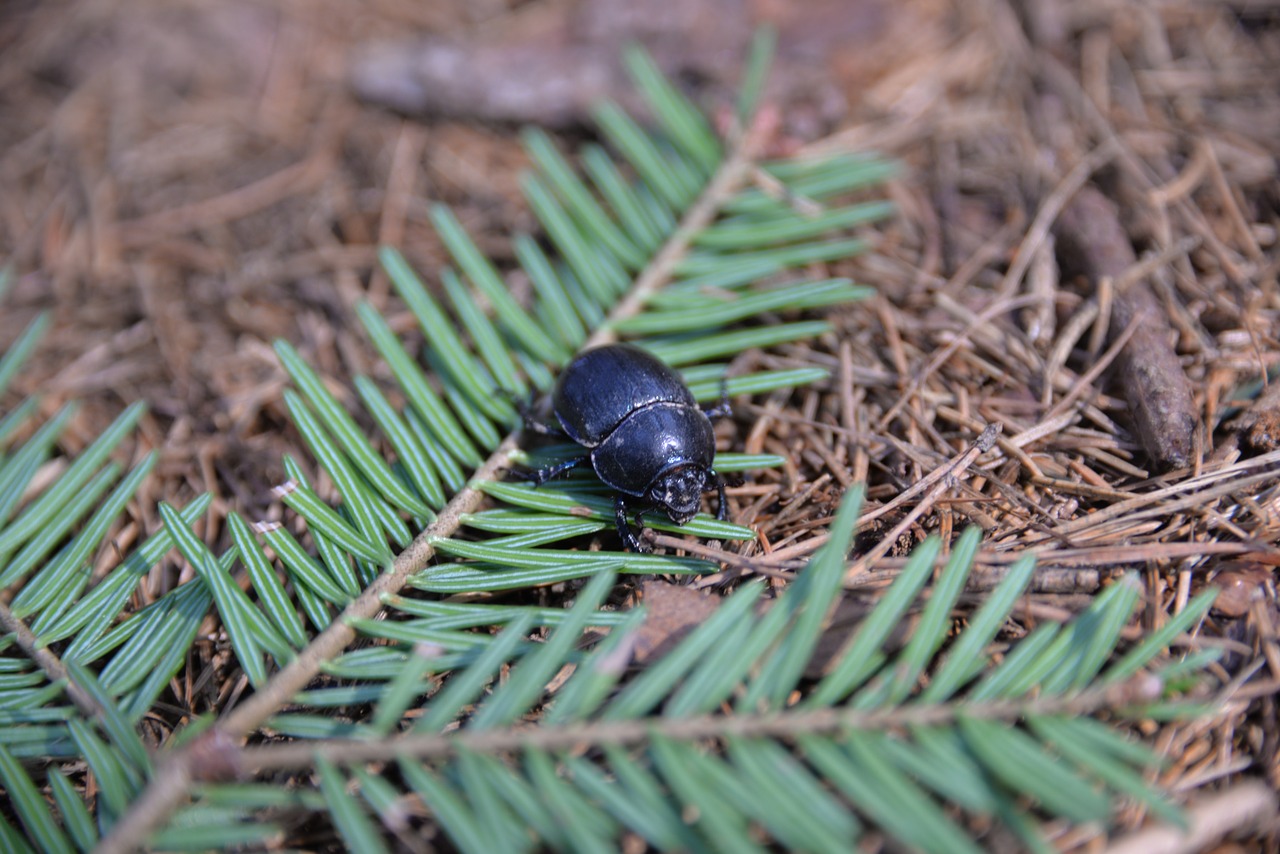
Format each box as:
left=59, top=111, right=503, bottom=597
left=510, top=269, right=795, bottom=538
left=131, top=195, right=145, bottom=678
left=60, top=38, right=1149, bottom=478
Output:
left=368, top=122, right=427, bottom=303
left=863, top=424, right=1002, bottom=528
left=996, top=141, right=1117, bottom=299
left=241, top=673, right=1166, bottom=773
left=1041, top=317, right=1137, bottom=424
left=875, top=294, right=1040, bottom=432
left=1026, top=449, right=1280, bottom=544
left=116, top=154, right=333, bottom=247
left=846, top=424, right=1001, bottom=576
left=0, top=600, right=102, bottom=721
left=645, top=532, right=800, bottom=578
left=750, top=424, right=1003, bottom=568
left=1103, top=780, right=1278, bottom=854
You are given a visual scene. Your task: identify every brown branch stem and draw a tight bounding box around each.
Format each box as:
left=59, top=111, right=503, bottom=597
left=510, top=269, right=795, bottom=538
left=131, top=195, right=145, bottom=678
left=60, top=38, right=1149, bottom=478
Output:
left=242, top=672, right=1168, bottom=773
left=1103, top=781, right=1278, bottom=854
left=0, top=599, right=103, bottom=721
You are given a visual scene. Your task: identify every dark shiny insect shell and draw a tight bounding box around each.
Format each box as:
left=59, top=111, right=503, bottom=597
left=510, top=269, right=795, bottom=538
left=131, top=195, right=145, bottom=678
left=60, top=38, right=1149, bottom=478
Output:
left=526, top=343, right=728, bottom=552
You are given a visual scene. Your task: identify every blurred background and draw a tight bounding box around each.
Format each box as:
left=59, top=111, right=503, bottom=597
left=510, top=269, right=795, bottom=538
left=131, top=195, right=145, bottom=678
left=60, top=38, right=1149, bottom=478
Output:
left=0, top=0, right=1276, bottom=519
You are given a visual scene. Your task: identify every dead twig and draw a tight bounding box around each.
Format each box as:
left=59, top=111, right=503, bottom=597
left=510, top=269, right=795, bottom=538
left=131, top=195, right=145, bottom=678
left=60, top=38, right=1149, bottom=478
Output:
left=1103, top=780, right=1278, bottom=854
left=1055, top=186, right=1197, bottom=470
left=0, top=600, right=104, bottom=721
left=846, top=424, right=1002, bottom=576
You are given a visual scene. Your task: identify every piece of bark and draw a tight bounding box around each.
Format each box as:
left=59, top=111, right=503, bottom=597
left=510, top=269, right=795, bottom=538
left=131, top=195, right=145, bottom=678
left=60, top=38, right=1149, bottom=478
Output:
left=1223, top=377, right=1280, bottom=455
left=1206, top=561, right=1272, bottom=618
left=1055, top=186, right=1197, bottom=471
left=349, top=0, right=887, bottom=134
left=632, top=579, right=915, bottom=677
left=632, top=580, right=724, bottom=663
left=351, top=39, right=628, bottom=128
left=1103, top=780, right=1278, bottom=854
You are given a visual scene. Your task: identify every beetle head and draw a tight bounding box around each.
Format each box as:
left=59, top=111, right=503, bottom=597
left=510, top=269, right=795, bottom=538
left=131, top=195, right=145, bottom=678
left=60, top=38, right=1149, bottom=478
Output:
left=649, top=465, right=708, bottom=525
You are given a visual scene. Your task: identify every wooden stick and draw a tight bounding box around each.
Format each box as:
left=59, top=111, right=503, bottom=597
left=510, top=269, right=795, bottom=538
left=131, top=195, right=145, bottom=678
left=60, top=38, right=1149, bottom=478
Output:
left=1055, top=186, right=1197, bottom=470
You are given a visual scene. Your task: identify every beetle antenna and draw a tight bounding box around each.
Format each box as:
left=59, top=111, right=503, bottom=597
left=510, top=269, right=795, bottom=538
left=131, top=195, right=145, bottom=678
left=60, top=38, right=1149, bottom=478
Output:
left=703, top=375, right=733, bottom=420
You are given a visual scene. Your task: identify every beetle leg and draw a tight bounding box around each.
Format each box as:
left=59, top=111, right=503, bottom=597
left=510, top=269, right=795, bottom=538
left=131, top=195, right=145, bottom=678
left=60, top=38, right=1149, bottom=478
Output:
left=523, top=419, right=568, bottom=438
left=515, top=392, right=571, bottom=440
left=710, top=469, right=729, bottom=521
left=526, top=455, right=588, bottom=486
left=614, top=494, right=649, bottom=553
left=702, top=376, right=733, bottom=420
left=520, top=413, right=570, bottom=440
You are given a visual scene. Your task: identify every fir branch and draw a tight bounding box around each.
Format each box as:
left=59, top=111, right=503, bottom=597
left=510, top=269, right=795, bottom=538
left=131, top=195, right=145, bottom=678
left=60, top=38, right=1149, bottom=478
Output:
left=587, top=109, right=771, bottom=347
left=95, top=102, right=778, bottom=854
left=237, top=673, right=1176, bottom=774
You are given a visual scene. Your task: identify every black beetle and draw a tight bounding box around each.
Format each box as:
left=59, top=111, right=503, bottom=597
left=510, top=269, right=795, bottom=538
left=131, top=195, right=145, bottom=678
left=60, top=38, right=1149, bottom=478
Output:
left=523, top=343, right=729, bottom=552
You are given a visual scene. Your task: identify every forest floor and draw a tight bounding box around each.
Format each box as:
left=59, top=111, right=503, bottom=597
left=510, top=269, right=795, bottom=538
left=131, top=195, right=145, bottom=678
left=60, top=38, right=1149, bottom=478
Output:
left=1, top=0, right=1278, bottom=849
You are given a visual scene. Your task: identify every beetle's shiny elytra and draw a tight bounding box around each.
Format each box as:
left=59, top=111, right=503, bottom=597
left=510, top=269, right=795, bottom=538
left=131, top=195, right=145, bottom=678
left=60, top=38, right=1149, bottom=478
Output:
left=524, top=343, right=728, bottom=552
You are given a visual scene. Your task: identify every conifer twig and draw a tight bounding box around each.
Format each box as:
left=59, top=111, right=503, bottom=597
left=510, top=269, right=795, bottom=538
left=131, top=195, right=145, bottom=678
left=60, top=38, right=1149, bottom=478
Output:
left=96, top=103, right=776, bottom=854
left=238, top=671, right=1170, bottom=773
